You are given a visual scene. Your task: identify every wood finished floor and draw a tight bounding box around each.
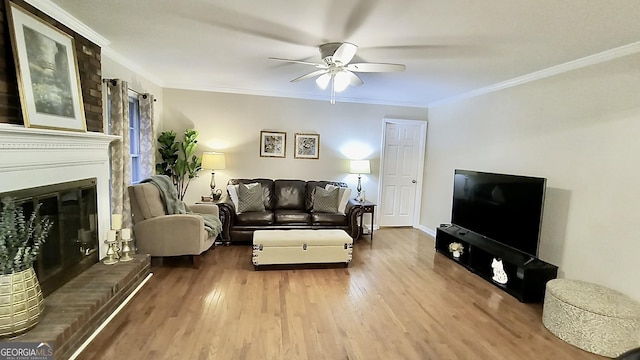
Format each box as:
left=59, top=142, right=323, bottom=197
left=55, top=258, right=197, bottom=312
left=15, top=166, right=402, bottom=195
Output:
left=77, top=228, right=604, bottom=360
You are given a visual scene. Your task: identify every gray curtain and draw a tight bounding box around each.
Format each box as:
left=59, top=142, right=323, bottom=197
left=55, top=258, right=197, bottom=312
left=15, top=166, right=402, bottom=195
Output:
left=108, top=79, right=132, bottom=230
left=138, top=93, right=155, bottom=180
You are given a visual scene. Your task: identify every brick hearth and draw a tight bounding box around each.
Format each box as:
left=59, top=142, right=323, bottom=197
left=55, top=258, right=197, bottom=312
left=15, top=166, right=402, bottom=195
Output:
left=6, top=254, right=151, bottom=359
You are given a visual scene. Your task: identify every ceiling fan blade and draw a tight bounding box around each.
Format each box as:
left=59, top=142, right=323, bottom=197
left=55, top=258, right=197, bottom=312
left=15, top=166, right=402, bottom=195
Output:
left=182, top=4, right=323, bottom=47
left=290, top=69, right=328, bottom=83
left=343, top=0, right=380, bottom=39
left=268, top=57, right=326, bottom=68
left=346, top=71, right=363, bottom=86
left=346, top=62, right=406, bottom=72
left=333, top=43, right=358, bottom=64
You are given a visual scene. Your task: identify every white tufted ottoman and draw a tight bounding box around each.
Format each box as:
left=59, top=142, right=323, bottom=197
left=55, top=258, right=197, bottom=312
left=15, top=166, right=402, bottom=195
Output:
left=542, top=279, right=640, bottom=358
left=252, top=229, right=353, bottom=268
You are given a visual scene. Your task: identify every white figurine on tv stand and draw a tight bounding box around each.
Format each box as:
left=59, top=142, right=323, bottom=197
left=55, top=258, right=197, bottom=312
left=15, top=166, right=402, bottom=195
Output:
left=492, top=258, right=509, bottom=285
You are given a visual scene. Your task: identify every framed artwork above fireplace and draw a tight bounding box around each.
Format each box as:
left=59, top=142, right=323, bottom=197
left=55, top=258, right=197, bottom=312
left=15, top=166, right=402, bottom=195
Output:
left=6, top=1, right=87, bottom=132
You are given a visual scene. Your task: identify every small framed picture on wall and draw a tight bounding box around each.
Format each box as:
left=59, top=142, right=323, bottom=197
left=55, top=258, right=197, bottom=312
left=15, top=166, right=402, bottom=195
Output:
left=294, top=133, right=320, bottom=159
left=260, top=131, right=286, bottom=158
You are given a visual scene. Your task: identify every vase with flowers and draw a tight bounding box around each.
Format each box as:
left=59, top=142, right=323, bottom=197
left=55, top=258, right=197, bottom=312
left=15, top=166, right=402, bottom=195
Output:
left=448, top=242, right=464, bottom=259
left=0, top=197, right=52, bottom=338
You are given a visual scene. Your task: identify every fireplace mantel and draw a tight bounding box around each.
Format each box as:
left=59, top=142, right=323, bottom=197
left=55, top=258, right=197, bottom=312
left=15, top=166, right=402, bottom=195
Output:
left=0, top=124, right=117, bottom=149
left=0, top=124, right=119, bottom=259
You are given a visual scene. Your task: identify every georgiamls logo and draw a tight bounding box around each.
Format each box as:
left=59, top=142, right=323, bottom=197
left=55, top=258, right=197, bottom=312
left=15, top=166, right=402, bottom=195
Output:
left=35, top=342, right=54, bottom=357
left=0, top=341, right=54, bottom=358
left=37, top=342, right=53, bottom=351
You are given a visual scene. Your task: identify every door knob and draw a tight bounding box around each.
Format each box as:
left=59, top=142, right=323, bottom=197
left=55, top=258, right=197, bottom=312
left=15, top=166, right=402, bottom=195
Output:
left=412, top=179, right=417, bottom=184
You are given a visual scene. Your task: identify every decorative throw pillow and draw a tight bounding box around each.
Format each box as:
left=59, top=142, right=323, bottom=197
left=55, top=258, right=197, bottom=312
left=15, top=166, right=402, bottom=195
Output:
left=237, top=183, right=265, bottom=213
left=325, top=184, right=352, bottom=214
left=227, top=183, right=260, bottom=213
left=312, top=186, right=340, bottom=213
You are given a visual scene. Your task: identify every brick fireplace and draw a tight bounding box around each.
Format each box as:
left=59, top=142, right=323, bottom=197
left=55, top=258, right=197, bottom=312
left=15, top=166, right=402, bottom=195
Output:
left=0, top=124, right=153, bottom=359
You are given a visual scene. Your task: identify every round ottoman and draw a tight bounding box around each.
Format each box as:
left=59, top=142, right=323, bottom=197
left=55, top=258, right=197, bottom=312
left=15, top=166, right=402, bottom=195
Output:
left=542, top=279, right=640, bottom=358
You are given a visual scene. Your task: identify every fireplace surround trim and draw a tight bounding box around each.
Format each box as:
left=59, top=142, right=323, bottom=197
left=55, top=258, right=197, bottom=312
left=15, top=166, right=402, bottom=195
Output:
left=0, top=124, right=119, bottom=259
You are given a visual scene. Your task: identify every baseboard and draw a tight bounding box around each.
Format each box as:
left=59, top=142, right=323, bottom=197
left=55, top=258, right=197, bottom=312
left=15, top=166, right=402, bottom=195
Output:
left=362, top=225, right=379, bottom=234
left=416, top=225, right=436, bottom=237
left=367, top=224, right=433, bottom=235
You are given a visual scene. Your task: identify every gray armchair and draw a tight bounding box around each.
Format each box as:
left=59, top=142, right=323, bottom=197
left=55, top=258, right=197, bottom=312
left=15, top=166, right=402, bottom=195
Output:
left=128, top=183, right=219, bottom=268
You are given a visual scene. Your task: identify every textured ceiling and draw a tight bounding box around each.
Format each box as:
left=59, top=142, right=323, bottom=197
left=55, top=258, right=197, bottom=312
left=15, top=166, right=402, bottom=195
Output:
left=48, top=0, right=640, bottom=107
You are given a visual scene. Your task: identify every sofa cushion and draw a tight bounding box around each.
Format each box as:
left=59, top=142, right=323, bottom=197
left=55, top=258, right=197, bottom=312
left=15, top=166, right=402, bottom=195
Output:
left=326, top=184, right=352, bottom=214
left=236, top=211, right=274, bottom=225
left=238, top=183, right=266, bottom=213
left=228, top=178, right=274, bottom=209
left=228, top=182, right=261, bottom=212
left=306, top=181, right=347, bottom=210
left=273, top=210, right=311, bottom=225
left=312, top=186, right=340, bottom=213
left=312, top=212, right=348, bottom=225
left=274, top=180, right=306, bottom=210
left=129, top=183, right=167, bottom=220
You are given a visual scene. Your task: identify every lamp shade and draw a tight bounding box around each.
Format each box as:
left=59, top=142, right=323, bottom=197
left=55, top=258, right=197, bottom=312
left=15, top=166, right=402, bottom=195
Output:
left=349, top=160, right=370, bottom=174
left=316, top=73, right=331, bottom=90
left=334, top=71, right=350, bottom=92
left=201, top=152, right=226, bottom=170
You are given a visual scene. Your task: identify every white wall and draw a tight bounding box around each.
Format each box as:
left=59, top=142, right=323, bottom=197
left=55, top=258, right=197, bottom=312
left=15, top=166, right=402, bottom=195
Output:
left=162, top=89, right=427, bottom=205
left=102, top=54, right=164, bottom=132
left=423, top=53, right=640, bottom=300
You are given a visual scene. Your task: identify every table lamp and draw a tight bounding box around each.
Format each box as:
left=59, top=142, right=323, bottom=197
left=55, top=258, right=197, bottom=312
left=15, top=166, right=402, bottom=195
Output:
left=349, top=159, right=370, bottom=201
left=201, top=152, right=226, bottom=200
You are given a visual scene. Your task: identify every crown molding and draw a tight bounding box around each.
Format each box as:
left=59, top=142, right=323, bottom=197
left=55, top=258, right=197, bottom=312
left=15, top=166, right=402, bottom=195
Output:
left=430, top=41, right=640, bottom=107
left=164, top=82, right=428, bottom=108
left=24, top=0, right=109, bottom=47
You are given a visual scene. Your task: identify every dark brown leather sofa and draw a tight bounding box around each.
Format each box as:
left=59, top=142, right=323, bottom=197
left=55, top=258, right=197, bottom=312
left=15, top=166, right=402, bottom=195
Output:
left=217, top=179, right=364, bottom=243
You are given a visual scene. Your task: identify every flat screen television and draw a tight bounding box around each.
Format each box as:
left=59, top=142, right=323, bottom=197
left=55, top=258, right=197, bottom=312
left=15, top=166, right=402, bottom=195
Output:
left=451, top=169, right=546, bottom=257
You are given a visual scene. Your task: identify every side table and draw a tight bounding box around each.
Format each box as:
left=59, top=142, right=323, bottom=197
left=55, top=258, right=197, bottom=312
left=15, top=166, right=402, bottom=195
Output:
left=199, top=195, right=222, bottom=203
left=195, top=198, right=224, bottom=245
left=356, top=200, right=376, bottom=243
left=196, top=199, right=220, bottom=205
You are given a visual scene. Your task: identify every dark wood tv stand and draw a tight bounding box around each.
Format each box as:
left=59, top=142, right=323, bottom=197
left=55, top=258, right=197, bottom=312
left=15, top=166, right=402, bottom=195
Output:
left=435, top=225, right=558, bottom=303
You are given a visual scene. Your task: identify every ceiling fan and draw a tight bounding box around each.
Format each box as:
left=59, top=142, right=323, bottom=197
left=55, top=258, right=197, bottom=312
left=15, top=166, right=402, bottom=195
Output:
left=269, top=42, right=406, bottom=104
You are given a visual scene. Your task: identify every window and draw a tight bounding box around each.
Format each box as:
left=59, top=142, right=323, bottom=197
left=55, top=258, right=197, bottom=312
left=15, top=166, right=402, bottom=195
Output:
left=128, top=96, right=142, bottom=183
left=106, top=88, right=143, bottom=184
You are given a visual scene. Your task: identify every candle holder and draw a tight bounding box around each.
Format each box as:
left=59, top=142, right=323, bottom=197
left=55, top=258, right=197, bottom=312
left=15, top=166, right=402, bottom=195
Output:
left=102, top=223, right=135, bottom=264
left=119, top=230, right=134, bottom=262
left=103, top=239, right=119, bottom=265
left=103, top=229, right=120, bottom=265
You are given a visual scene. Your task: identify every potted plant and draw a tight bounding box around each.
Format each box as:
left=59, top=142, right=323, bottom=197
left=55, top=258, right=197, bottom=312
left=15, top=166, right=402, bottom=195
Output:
left=0, top=197, right=52, bottom=338
left=155, top=129, right=202, bottom=200
left=448, top=242, right=464, bottom=258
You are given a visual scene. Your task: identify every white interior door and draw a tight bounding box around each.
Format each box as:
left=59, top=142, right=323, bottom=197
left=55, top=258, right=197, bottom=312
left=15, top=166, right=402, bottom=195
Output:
left=379, top=119, right=427, bottom=227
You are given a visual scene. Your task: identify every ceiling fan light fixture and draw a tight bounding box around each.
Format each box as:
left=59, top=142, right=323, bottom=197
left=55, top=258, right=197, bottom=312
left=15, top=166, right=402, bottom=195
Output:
left=316, top=73, right=331, bottom=90
left=334, top=71, right=350, bottom=92
left=270, top=42, right=405, bottom=104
